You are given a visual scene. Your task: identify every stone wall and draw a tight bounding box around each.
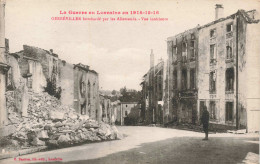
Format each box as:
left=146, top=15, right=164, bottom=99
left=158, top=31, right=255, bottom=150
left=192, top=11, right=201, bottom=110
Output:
left=120, top=103, right=138, bottom=125
left=73, top=65, right=100, bottom=121
left=245, top=22, right=260, bottom=132
left=58, top=60, right=74, bottom=108
left=198, top=17, right=237, bottom=126
left=4, top=45, right=101, bottom=125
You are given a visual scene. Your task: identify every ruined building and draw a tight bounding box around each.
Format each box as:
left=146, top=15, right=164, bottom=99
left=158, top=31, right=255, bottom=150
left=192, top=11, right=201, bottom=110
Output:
left=165, top=5, right=260, bottom=132
left=99, top=94, right=114, bottom=124
left=119, top=102, right=139, bottom=125
left=165, top=27, right=199, bottom=124
left=73, top=63, right=100, bottom=122
left=3, top=43, right=102, bottom=125
left=0, top=0, right=10, bottom=128
left=140, top=50, right=164, bottom=124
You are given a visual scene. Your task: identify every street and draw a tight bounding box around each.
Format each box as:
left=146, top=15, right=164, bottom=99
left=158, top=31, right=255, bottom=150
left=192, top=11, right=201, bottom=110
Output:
left=0, top=126, right=259, bottom=164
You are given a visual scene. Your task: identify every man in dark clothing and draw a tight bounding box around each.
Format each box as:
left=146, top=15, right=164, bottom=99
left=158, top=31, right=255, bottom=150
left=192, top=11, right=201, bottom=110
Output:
left=200, top=105, right=209, bottom=140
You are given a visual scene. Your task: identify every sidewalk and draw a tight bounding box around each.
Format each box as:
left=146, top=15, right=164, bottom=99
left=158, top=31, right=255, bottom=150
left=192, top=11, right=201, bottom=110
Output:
left=0, top=146, right=47, bottom=160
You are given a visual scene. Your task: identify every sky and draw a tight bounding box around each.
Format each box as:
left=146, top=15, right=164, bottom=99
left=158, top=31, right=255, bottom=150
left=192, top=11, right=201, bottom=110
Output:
left=4, top=0, right=260, bottom=91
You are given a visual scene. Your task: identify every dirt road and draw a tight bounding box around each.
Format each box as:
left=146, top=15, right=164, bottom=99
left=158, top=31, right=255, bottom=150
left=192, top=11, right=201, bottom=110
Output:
left=0, top=126, right=259, bottom=164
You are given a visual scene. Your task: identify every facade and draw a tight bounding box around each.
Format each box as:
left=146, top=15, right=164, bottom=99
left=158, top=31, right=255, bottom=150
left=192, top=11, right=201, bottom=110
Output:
left=4, top=44, right=102, bottom=124
left=165, top=27, right=199, bottom=125
left=0, top=0, right=10, bottom=128
left=165, top=5, right=260, bottom=132
left=197, top=8, right=260, bottom=131
left=100, top=94, right=112, bottom=123
left=73, top=63, right=100, bottom=121
left=141, top=50, right=164, bottom=124
left=119, top=102, right=139, bottom=125
left=16, top=45, right=58, bottom=93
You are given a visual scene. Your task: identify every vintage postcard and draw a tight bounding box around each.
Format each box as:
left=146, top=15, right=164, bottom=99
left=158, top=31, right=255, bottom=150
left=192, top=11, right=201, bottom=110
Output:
left=0, top=0, right=259, bottom=163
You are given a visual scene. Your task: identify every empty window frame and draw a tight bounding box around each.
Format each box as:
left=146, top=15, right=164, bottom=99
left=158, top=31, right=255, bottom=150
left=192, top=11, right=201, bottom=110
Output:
left=191, top=33, right=195, bottom=40
left=172, top=47, right=177, bottom=63
left=190, top=68, right=196, bottom=89
left=210, top=44, right=217, bottom=63
left=190, top=41, right=195, bottom=58
left=210, top=29, right=216, bottom=38
left=209, top=101, right=216, bottom=120
left=87, top=81, right=91, bottom=104
left=182, top=42, right=187, bottom=62
left=225, top=102, right=233, bottom=121
left=209, top=71, right=216, bottom=93
left=226, top=23, right=233, bottom=33
left=173, top=70, right=177, bottom=89
left=226, top=40, right=233, bottom=59
left=226, top=68, right=234, bottom=92
left=181, top=69, right=187, bottom=90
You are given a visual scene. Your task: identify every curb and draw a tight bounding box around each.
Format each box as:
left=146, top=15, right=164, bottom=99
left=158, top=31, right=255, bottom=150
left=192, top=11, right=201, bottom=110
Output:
left=0, top=146, right=47, bottom=160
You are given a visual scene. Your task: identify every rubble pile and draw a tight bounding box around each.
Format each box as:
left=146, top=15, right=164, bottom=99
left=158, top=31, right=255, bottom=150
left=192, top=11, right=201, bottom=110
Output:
left=6, top=91, right=23, bottom=124
left=5, top=91, right=123, bottom=148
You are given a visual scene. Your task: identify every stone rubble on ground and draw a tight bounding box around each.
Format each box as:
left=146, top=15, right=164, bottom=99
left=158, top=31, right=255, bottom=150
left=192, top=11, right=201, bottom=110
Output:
left=5, top=91, right=122, bottom=149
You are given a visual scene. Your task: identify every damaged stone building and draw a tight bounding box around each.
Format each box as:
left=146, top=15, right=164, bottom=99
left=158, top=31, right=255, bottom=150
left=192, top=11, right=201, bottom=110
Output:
left=99, top=94, right=112, bottom=124
left=165, top=27, right=199, bottom=125
left=140, top=50, right=164, bottom=124
left=7, top=45, right=100, bottom=120
left=0, top=41, right=102, bottom=134
left=0, top=0, right=10, bottom=129
left=73, top=63, right=100, bottom=122
left=165, top=5, right=260, bottom=132
left=119, top=102, right=139, bottom=125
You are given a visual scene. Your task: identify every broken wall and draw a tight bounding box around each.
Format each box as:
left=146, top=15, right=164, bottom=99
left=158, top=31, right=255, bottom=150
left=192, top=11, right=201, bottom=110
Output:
left=59, top=60, right=74, bottom=108
left=73, top=66, right=100, bottom=121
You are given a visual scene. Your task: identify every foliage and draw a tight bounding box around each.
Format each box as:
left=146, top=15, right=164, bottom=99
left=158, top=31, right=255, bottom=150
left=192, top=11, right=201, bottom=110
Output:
left=111, top=90, right=117, bottom=95
left=119, top=87, right=142, bottom=103
left=124, top=105, right=141, bottom=125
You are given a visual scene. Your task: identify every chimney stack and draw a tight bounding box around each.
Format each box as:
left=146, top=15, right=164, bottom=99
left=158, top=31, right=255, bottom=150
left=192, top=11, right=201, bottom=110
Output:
left=150, top=49, right=154, bottom=68
left=215, top=4, right=224, bottom=20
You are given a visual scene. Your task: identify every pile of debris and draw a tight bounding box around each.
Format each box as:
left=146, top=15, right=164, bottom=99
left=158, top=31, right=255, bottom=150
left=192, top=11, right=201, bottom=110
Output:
left=5, top=91, right=123, bottom=149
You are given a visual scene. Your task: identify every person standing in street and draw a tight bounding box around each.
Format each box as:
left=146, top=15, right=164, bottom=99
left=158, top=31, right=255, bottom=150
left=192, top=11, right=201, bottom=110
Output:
left=201, top=105, right=210, bottom=140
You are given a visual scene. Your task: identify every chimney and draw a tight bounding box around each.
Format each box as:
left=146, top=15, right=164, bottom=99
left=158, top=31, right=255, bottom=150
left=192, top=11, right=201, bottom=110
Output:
left=150, top=49, right=154, bottom=68
left=50, top=49, right=53, bottom=54
left=215, top=4, right=224, bottom=20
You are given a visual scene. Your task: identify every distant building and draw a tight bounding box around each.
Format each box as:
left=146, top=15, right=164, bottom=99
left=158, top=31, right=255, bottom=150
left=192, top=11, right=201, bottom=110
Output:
left=140, top=50, right=164, bottom=124
left=73, top=63, right=100, bottom=121
left=119, top=102, right=139, bottom=125
left=100, top=94, right=112, bottom=124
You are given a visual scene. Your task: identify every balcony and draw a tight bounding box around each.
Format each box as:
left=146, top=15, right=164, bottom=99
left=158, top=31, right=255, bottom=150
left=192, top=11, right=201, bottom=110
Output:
left=182, top=52, right=187, bottom=63
left=226, top=32, right=233, bottom=39
left=225, top=57, right=234, bottom=63
left=178, top=90, right=198, bottom=99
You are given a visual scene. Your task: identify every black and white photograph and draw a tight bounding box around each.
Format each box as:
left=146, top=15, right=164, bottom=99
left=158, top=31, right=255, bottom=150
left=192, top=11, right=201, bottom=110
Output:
left=0, top=0, right=259, bottom=163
